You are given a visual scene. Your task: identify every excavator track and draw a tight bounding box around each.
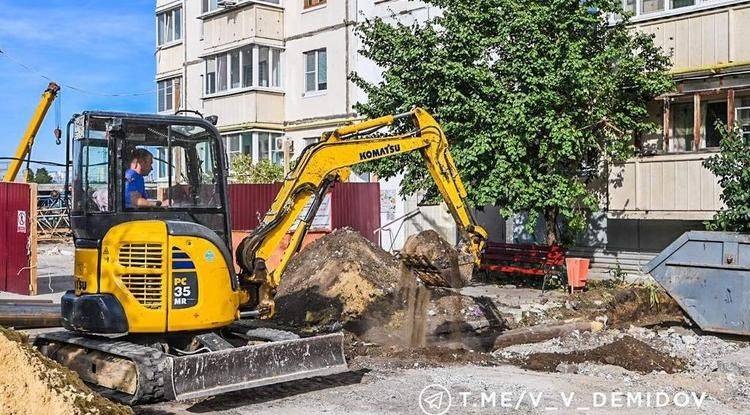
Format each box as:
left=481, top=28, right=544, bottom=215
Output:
left=34, top=329, right=348, bottom=405
left=35, top=330, right=172, bottom=404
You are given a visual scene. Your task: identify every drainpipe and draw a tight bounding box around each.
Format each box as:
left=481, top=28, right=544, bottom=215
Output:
left=345, top=0, right=351, bottom=114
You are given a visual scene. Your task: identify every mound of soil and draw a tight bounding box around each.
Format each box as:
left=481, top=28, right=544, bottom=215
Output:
left=275, top=228, right=400, bottom=326
left=516, top=336, right=685, bottom=374
left=545, top=283, right=686, bottom=329
left=274, top=228, right=506, bottom=349
left=0, top=327, right=132, bottom=415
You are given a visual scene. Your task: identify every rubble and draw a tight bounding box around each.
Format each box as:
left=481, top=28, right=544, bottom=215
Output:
left=0, top=326, right=132, bottom=415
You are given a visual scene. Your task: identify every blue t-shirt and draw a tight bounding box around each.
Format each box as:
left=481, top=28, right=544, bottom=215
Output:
left=124, top=169, right=148, bottom=208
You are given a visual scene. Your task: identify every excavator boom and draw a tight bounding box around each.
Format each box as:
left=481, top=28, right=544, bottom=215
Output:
left=236, top=108, right=487, bottom=315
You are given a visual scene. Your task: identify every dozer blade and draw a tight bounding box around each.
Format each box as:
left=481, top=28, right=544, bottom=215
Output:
left=36, top=330, right=348, bottom=404
left=171, top=332, right=348, bottom=401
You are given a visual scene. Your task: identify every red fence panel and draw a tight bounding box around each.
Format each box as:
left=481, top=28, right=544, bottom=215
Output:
left=0, top=182, right=31, bottom=294
left=228, top=183, right=282, bottom=231
left=228, top=182, right=381, bottom=244
left=330, top=182, right=381, bottom=244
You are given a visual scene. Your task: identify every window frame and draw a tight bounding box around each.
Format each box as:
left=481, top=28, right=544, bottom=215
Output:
left=204, top=45, right=282, bottom=97
left=303, top=48, right=327, bottom=95
left=304, top=0, right=326, bottom=9
left=157, top=77, right=181, bottom=113
left=224, top=131, right=284, bottom=165
left=156, top=7, right=182, bottom=47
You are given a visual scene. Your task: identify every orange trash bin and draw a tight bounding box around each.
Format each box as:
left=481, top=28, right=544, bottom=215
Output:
left=565, top=257, right=590, bottom=291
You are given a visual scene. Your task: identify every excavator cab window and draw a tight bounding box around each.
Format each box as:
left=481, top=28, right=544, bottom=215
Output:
left=118, top=122, right=222, bottom=211
left=71, top=116, right=110, bottom=213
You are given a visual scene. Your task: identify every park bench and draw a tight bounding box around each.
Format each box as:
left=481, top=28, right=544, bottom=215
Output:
left=480, top=242, right=566, bottom=289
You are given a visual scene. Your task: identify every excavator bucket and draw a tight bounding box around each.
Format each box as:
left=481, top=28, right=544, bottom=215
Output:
left=35, top=331, right=348, bottom=404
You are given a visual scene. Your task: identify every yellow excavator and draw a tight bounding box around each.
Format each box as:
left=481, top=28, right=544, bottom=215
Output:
left=3, top=82, right=60, bottom=182
left=35, top=107, right=487, bottom=403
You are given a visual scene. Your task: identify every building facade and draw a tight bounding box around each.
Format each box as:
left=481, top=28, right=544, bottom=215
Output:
left=565, top=0, right=750, bottom=277
left=154, top=0, right=481, bottom=250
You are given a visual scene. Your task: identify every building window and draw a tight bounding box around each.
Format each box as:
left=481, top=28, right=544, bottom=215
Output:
left=224, top=132, right=283, bottom=165
left=157, top=78, right=180, bottom=113
left=157, top=8, right=181, bottom=46
left=304, top=0, right=326, bottom=8
left=206, top=59, right=216, bottom=95
left=704, top=101, right=727, bottom=148
left=205, top=45, right=282, bottom=95
left=217, top=55, right=228, bottom=92
left=738, top=98, right=750, bottom=143
left=242, top=47, right=253, bottom=87
left=671, top=0, right=695, bottom=8
left=202, top=0, right=219, bottom=13
left=224, top=133, right=253, bottom=161
left=304, top=49, right=327, bottom=93
left=259, top=47, right=270, bottom=87
left=257, top=132, right=284, bottom=165
left=671, top=102, right=693, bottom=152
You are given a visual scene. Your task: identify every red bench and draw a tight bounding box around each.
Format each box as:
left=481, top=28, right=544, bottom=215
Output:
left=480, top=242, right=565, bottom=288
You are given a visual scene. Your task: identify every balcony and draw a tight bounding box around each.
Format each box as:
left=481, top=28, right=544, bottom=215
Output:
left=629, top=1, right=750, bottom=73
left=202, top=89, right=284, bottom=129
left=201, top=3, right=283, bottom=54
left=607, top=152, right=723, bottom=220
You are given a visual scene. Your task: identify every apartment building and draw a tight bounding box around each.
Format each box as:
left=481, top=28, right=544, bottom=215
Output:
left=564, top=0, right=750, bottom=277
left=154, top=0, right=480, bottom=250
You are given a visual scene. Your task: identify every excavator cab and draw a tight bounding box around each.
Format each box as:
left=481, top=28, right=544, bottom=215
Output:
left=69, top=112, right=231, bottom=247
left=65, top=112, right=241, bottom=334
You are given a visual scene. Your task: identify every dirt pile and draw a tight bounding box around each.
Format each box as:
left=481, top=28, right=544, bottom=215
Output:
left=275, top=228, right=506, bottom=348
left=543, top=282, right=686, bottom=328
left=275, top=228, right=400, bottom=326
left=514, top=336, right=686, bottom=374
left=0, top=327, right=132, bottom=415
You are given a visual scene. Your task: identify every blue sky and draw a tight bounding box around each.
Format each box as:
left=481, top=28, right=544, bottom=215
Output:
left=0, top=0, right=156, bottom=170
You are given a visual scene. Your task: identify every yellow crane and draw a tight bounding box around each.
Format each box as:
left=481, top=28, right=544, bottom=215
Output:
left=3, top=82, right=60, bottom=182
left=35, top=107, right=487, bottom=403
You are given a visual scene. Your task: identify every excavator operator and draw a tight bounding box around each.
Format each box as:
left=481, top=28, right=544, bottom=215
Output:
left=124, top=148, right=161, bottom=208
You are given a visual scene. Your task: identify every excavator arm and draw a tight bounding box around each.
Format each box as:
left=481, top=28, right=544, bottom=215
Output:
left=3, top=82, right=60, bottom=182
left=236, top=107, right=488, bottom=315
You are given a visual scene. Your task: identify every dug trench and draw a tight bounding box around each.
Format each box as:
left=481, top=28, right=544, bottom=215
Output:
left=271, top=228, right=692, bottom=375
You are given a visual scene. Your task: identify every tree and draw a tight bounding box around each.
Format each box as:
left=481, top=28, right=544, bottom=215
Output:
left=25, top=168, right=35, bottom=183
left=31, top=167, right=54, bottom=184
left=229, top=154, right=284, bottom=184
left=351, top=0, right=673, bottom=244
left=703, top=125, right=750, bottom=232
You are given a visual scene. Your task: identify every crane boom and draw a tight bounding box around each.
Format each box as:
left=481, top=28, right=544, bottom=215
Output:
left=236, top=107, right=488, bottom=315
left=3, top=82, right=60, bottom=182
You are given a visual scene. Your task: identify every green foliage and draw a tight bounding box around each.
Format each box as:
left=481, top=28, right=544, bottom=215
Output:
left=229, top=154, right=284, bottom=184
left=703, top=124, right=750, bottom=232
left=29, top=167, right=54, bottom=184
left=351, top=0, right=673, bottom=244
left=607, top=262, right=628, bottom=285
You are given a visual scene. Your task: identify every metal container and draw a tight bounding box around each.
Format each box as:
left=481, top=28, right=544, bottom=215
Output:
left=643, top=231, right=750, bottom=335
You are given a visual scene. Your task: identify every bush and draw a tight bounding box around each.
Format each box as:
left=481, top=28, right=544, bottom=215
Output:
left=229, top=154, right=284, bottom=184
left=703, top=124, right=750, bottom=232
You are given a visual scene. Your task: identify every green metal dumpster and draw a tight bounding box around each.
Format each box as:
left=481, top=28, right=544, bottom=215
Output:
left=644, top=231, right=750, bottom=336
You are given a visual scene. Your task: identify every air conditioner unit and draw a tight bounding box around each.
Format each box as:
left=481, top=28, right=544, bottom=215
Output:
left=217, top=0, right=238, bottom=7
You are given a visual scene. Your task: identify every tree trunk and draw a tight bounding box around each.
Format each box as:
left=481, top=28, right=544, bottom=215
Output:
left=544, top=206, right=559, bottom=246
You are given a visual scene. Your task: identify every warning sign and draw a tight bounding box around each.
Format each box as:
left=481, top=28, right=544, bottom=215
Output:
left=17, top=210, right=26, bottom=233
